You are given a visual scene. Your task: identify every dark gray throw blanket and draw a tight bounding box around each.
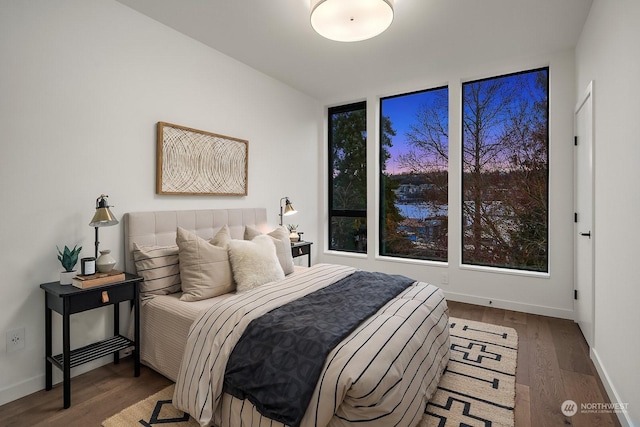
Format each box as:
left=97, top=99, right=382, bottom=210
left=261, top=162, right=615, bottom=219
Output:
left=223, top=271, right=415, bottom=427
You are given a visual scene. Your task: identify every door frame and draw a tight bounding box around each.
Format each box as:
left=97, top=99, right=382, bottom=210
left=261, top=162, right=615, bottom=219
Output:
left=574, top=80, right=595, bottom=347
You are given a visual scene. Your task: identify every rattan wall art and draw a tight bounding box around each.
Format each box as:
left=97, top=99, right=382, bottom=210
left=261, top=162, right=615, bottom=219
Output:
left=156, top=122, right=248, bottom=196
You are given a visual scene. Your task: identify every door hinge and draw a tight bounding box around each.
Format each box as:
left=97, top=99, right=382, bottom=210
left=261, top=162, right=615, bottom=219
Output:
left=574, top=136, right=578, bottom=146
left=574, top=290, right=578, bottom=300
left=574, top=212, right=578, bottom=223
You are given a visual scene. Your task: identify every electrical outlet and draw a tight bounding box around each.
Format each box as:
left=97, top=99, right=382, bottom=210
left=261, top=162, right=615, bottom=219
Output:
left=6, top=328, right=25, bottom=353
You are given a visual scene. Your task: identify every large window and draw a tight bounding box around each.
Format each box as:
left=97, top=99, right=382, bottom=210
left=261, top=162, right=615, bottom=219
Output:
left=379, top=87, right=449, bottom=261
left=462, top=68, right=549, bottom=272
left=328, top=102, right=367, bottom=253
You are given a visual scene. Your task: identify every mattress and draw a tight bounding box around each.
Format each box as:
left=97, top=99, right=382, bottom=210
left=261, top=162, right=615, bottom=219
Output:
left=139, top=292, right=232, bottom=381
left=139, top=266, right=308, bottom=381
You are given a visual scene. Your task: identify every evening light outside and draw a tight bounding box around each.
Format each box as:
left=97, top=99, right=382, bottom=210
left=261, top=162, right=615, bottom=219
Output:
left=380, top=68, right=548, bottom=271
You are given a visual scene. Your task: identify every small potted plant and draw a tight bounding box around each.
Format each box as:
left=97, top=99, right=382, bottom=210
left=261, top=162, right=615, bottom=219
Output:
left=57, top=244, right=82, bottom=285
left=286, top=224, right=299, bottom=242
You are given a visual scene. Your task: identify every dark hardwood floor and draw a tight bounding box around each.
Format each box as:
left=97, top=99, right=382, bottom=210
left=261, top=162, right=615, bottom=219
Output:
left=0, top=301, right=621, bottom=427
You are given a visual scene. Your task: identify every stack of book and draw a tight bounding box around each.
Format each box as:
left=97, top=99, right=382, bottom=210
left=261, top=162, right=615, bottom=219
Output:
left=72, top=270, right=126, bottom=289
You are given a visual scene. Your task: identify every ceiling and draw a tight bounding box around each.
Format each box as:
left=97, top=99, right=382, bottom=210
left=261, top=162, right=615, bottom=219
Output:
left=115, top=0, right=593, bottom=103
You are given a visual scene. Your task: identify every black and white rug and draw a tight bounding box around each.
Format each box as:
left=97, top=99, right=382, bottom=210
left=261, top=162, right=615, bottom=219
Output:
left=421, top=317, right=518, bottom=427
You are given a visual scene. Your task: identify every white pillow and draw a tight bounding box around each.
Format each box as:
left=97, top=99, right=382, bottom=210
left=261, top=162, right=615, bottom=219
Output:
left=228, top=235, right=285, bottom=292
left=132, top=243, right=181, bottom=297
left=244, top=226, right=294, bottom=275
left=176, top=227, right=234, bottom=302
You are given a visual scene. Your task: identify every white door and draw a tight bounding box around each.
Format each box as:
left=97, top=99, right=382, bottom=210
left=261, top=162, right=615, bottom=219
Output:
left=574, top=82, right=595, bottom=347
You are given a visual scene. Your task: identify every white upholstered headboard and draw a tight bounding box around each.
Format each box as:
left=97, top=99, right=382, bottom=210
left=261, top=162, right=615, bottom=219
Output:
left=123, top=208, right=269, bottom=274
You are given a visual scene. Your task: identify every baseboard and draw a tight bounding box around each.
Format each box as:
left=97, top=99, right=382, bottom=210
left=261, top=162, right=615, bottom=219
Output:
left=0, top=356, right=113, bottom=407
left=0, top=373, right=43, bottom=407
left=590, top=348, right=633, bottom=427
left=443, top=290, right=574, bottom=319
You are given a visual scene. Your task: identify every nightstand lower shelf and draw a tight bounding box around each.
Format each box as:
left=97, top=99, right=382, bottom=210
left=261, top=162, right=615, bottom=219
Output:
left=49, top=335, right=134, bottom=370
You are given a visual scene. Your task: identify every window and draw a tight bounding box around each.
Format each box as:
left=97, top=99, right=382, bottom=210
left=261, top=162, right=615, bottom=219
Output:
left=379, top=87, right=449, bottom=261
left=328, top=102, right=367, bottom=253
left=461, top=68, right=549, bottom=272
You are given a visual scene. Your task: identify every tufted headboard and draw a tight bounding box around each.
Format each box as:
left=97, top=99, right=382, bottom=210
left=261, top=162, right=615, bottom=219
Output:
left=123, top=208, right=269, bottom=274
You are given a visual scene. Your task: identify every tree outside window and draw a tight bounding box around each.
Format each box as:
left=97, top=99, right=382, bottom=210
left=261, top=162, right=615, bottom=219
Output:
left=462, top=68, right=549, bottom=272
left=328, top=102, right=368, bottom=253
left=380, top=87, right=449, bottom=261
left=330, top=67, right=548, bottom=272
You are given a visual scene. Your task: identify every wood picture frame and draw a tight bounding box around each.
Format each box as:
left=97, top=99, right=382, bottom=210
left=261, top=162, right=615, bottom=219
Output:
left=156, top=122, right=248, bottom=196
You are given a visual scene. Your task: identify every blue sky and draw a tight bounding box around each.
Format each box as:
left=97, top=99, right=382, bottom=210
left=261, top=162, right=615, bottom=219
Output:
left=381, top=69, right=546, bottom=175
left=381, top=87, right=447, bottom=174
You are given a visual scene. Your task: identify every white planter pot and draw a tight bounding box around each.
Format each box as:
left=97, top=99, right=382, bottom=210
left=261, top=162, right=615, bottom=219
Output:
left=60, top=270, right=76, bottom=285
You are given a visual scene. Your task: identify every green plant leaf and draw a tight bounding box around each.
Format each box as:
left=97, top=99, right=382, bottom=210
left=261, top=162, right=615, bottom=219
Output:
left=58, top=244, right=82, bottom=271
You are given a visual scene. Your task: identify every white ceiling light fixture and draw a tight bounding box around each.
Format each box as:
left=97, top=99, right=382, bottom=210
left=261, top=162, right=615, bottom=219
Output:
left=310, top=0, right=395, bottom=42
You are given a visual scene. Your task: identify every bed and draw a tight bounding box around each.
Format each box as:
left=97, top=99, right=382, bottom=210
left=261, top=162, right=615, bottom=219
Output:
left=124, top=208, right=450, bottom=427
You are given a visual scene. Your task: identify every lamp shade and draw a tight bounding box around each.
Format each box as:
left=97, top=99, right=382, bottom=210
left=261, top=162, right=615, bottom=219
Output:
left=283, top=199, right=297, bottom=216
left=89, top=195, right=119, bottom=227
left=310, top=0, right=394, bottom=42
left=279, top=196, right=298, bottom=225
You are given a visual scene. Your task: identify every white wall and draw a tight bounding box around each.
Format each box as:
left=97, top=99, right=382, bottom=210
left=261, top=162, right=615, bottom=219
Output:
left=318, top=50, right=577, bottom=320
left=575, top=1, right=640, bottom=425
left=0, top=0, right=321, bottom=405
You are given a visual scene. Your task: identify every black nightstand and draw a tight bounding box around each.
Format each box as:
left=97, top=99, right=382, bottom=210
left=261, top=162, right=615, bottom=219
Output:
left=40, top=273, right=142, bottom=408
left=291, top=241, right=313, bottom=267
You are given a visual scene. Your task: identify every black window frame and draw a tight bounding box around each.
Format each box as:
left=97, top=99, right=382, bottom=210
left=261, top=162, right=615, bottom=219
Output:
left=460, top=67, right=550, bottom=273
left=328, top=101, right=368, bottom=253
left=378, top=86, right=450, bottom=262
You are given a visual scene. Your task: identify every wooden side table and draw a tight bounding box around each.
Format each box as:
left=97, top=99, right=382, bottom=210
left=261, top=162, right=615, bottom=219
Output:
left=40, top=273, right=142, bottom=408
left=291, top=241, right=313, bottom=267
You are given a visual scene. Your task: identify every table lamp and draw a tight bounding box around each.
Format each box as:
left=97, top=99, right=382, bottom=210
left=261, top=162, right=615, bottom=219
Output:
left=89, top=194, right=119, bottom=259
left=279, top=197, right=297, bottom=226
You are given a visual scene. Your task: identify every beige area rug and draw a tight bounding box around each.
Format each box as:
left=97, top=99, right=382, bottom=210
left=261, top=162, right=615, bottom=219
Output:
left=421, top=317, right=518, bottom=427
left=103, top=317, right=517, bottom=427
left=102, top=385, right=198, bottom=427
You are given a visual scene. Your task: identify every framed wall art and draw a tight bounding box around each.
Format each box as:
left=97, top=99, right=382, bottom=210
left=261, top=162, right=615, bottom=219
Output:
left=156, top=122, right=248, bottom=196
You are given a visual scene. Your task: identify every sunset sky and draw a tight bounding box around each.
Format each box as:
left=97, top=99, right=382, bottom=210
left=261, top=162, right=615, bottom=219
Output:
left=380, top=87, right=447, bottom=174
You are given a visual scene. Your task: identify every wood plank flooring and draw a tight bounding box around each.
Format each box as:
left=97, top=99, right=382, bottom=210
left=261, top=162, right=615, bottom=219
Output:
left=0, top=301, right=621, bottom=427
left=448, top=302, right=621, bottom=427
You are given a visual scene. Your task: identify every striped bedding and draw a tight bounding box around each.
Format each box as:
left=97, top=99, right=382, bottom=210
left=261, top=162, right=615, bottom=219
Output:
left=173, top=263, right=450, bottom=427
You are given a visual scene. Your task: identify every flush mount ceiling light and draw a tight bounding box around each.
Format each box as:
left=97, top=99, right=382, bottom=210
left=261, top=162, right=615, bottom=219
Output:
left=310, top=0, right=394, bottom=42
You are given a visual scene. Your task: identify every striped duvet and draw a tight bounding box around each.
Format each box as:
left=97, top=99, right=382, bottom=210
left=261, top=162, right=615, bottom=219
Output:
left=173, top=263, right=450, bottom=427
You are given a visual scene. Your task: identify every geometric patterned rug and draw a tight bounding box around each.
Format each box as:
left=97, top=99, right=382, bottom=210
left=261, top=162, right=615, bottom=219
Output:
left=102, top=385, right=198, bottom=427
left=420, top=317, right=518, bottom=427
left=103, top=317, right=517, bottom=427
